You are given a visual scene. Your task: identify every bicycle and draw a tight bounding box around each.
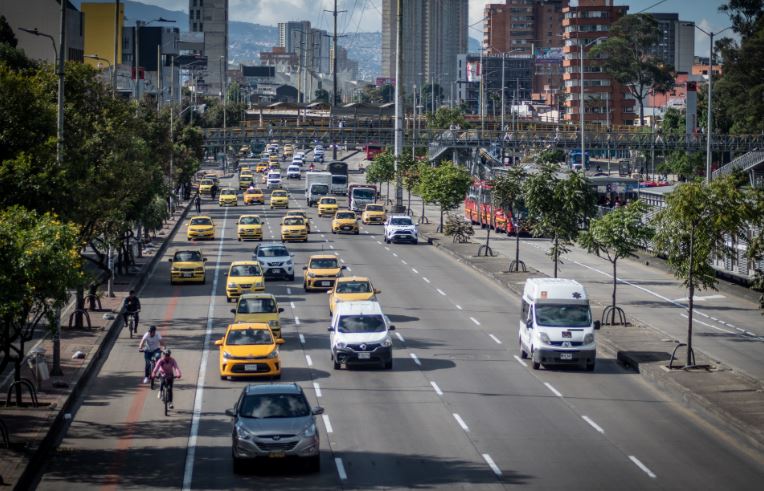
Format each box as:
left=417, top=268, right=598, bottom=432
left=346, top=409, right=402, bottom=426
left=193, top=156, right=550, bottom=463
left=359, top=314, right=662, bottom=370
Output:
left=158, top=375, right=177, bottom=416
left=140, top=349, right=161, bottom=390
left=125, top=311, right=139, bottom=338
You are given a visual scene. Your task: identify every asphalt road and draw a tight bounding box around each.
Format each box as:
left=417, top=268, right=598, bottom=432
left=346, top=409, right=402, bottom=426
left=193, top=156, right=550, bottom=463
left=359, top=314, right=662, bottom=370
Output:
left=37, top=158, right=764, bottom=490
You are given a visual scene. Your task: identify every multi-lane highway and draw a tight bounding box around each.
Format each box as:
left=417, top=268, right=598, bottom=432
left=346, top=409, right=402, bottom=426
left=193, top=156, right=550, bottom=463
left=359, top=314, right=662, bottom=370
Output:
left=37, top=156, right=764, bottom=489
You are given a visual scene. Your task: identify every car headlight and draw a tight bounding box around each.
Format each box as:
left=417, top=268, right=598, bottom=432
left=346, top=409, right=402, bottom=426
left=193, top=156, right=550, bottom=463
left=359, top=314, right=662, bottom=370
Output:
left=336, top=342, right=346, bottom=349
left=539, top=332, right=551, bottom=345
left=383, top=337, right=393, bottom=348
left=268, top=320, right=280, bottom=328
left=584, top=333, right=594, bottom=345
left=266, top=349, right=279, bottom=359
left=195, top=267, right=204, bottom=273
left=227, top=282, right=237, bottom=288
left=255, top=281, right=263, bottom=287
left=302, top=423, right=317, bottom=437
left=236, top=425, right=253, bottom=440
left=223, top=351, right=232, bottom=359
left=307, top=272, right=316, bottom=278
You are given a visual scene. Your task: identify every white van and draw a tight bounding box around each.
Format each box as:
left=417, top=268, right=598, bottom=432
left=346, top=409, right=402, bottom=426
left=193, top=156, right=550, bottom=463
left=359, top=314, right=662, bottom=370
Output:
left=518, top=278, right=599, bottom=371
left=266, top=171, right=282, bottom=189
left=328, top=301, right=394, bottom=370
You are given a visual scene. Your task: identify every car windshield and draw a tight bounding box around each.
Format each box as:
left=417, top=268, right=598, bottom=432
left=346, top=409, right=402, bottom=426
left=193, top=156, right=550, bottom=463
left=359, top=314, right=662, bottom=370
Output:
left=222, top=190, right=235, bottom=196
left=391, top=218, right=413, bottom=226
left=289, top=166, right=299, bottom=171
left=174, top=251, right=202, bottom=262
left=240, top=175, right=252, bottom=181
left=190, top=218, right=212, bottom=226
left=310, top=258, right=338, bottom=269
left=283, top=217, right=304, bottom=226
left=336, top=281, right=371, bottom=294
left=336, top=212, right=355, bottom=219
left=237, top=298, right=277, bottom=313
left=287, top=212, right=306, bottom=218
left=332, top=175, right=347, bottom=183
left=534, top=305, right=592, bottom=327
left=225, top=328, right=273, bottom=346
left=268, top=174, right=280, bottom=179
left=230, top=265, right=262, bottom=277
left=272, top=191, right=287, bottom=197
left=312, top=185, right=329, bottom=194
left=337, top=314, right=386, bottom=333
left=366, top=205, right=384, bottom=212
left=239, top=216, right=260, bottom=225
left=257, top=247, right=289, bottom=258
left=353, top=189, right=375, bottom=199
left=201, top=179, right=213, bottom=186
left=320, top=198, right=337, bottom=205
left=239, top=394, right=311, bottom=419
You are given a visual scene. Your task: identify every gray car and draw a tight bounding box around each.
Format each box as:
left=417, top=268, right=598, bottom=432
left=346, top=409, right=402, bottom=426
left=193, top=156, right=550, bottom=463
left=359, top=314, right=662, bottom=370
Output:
left=226, top=383, right=323, bottom=473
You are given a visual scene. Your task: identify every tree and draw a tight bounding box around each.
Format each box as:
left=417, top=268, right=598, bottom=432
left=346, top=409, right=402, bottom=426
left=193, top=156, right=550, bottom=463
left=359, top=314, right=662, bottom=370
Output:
left=748, top=186, right=764, bottom=310
left=523, top=164, right=596, bottom=277
left=652, top=176, right=750, bottom=366
left=365, top=151, right=396, bottom=203
left=656, top=151, right=704, bottom=181
left=427, top=106, right=469, bottom=129
left=579, top=201, right=653, bottom=325
left=590, top=13, right=675, bottom=126
left=0, top=207, right=83, bottom=404
left=719, top=0, right=764, bottom=38
left=491, top=166, right=527, bottom=271
left=417, top=161, right=472, bottom=231
left=535, top=149, right=566, bottom=164
left=661, top=107, right=686, bottom=136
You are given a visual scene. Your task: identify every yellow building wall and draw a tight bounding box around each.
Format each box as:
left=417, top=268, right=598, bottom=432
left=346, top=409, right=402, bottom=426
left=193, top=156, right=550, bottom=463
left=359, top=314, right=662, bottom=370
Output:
left=82, top=3, right=124, bottom=67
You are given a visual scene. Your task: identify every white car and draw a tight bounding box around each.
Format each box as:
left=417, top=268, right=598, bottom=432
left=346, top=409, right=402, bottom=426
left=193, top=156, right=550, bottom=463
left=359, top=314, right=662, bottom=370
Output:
left=294, top=152, right=306, bottom=162
left=253, top=243, right=294, bottom=281
left=266, top=171, right=282, bottom=189
left=384, top=215, right=418, bottom=244
left=329, top=301, right=394, bottom=369
left=287, top=165, right=301, bottom=179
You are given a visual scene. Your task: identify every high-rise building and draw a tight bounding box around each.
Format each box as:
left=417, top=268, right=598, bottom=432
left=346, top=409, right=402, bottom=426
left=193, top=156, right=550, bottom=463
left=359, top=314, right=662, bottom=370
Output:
left=81, top=2, right=124, bottom=68
left=562, top=0, right=635, bottom=126
left=277, top=22, right=332, bottom=75
left=649, top=13, right=694, bottom=73
left=483, top=1, right=567, bottom=55
left=381, top=0, right=468, bottom=97
left=2, top=0, right=84, bottom=63
left=189, top=0, right=228, bottom=96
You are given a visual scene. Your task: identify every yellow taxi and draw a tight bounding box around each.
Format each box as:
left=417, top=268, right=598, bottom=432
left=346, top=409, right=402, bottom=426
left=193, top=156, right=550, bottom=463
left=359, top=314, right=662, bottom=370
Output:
left=203, top=173, right=220, bottom=185
left=332, top=210, right=359, bottom=234
left=362, top=203, right=387, bottom=224
left=215, top=323, right=283, bottom=380
left=239, top=165, right=251, bottom=173
left=232, top=293, right=284, bottom=338
left=226, top=261, right=265, bottom=302
left=280, top=216, right=308, bottom=243
left=303, top=254, right=345, bottom=291
left=327, top=276, right=380, bottom=315
left=285, top=209, right=311, bottom=233
left=283, top=144, right=294, bottom=158
left=255, top=162, right=268, bottom=173
left=270, top=189, right=289, bottom=209
left=218, top=188, right=238, bottom=206
left=237, top=214, right=263, bottom=241
left=269, top=153, right=279, bottom=165
left=239, top=173, right=254, bottom=190
left=243, top=187, right=264, bottom=205
left=198, top=178, right=215, bottom=196
left=187, top=215, right=215, bottom=240
left=169, top=248, right=207, bottom=285
left=317, top=196, right=339, bottom=217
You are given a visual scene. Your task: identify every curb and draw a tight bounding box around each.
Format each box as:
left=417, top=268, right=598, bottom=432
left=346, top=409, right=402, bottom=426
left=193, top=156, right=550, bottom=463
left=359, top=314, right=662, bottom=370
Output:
left=16, top=200, right=192, bottom=491
left=424, top=232, right=764, bottom=454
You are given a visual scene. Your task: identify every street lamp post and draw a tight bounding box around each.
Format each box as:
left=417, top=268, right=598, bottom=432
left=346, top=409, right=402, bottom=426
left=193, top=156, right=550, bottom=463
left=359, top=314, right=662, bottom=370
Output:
left=84, top=54, right=114, bottom=96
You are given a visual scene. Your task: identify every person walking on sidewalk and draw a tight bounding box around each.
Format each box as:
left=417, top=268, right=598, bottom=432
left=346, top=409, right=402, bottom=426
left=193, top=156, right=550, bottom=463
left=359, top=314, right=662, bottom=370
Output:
left=138, top=325, right=164, bottom=384
left=194, top=193, right=202, bottom=214
left=152, top=349, right=182, bottom=409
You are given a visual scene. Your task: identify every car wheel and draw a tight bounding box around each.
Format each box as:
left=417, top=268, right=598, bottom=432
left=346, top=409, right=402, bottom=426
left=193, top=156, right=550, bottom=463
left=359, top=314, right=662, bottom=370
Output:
left=355, top=230, right=360, bottom=235
left=232, top=455, right=248, bottom=474
left=333, top=360, right=341, bottom=369
left=237, top=237, right=241, bottom=241
left=272, top=373, right=281, bottom=380
left=304, top=282, right=310, bottom=292
left=384, top=360, right=393, bottom=370
left=288, top=274, right=294, bottom=281
left=332, top=230, right=336, bottom=234
left=519, top=340, right=528, bottom=359
left=586, top=360, right=596, bottom=372
left=306, top=455, right=320, bottom=473
left=202, top=276, right=206, bottom=285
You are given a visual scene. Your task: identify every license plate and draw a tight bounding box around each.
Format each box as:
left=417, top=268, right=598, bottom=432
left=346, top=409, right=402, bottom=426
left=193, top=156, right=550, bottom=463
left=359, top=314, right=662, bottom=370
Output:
left=319, top=281, right=332, bottom=287
left=268, top=451, right=286, bottom=458
left=560, top=353, right=573, bottom=360
left=358, top=352, right=371, bottom=359
left=182, top=273, right=193, bottom=278
left=271, top=268, right=282, bottom=274
left=244, top=364, right=259, bottom=371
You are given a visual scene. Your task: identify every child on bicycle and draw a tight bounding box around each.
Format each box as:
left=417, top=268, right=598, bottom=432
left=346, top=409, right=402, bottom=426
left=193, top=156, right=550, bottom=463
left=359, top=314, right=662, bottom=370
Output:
left=152, top=349, right=182, bottom=409
left=138, top=325, right=164, bottom=384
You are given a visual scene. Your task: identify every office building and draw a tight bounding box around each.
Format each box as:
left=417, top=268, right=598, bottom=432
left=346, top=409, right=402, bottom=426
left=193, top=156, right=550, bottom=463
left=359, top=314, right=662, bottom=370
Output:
left=2, top=0, right=84, bottom=63
left=277, top=21, right=332, bottom=75
left=381, top=0, right=468, bottom=97
left=561, top=0, right=635, bottom=126
left=456, top=53, right=534, bottom=115
left=81, top=2, right=123, bottom=68
left=122, top=25, right=180, bottom=102
left=649, top=13, right=694, bottom=73
left=189, top=0, right=228, bottom=96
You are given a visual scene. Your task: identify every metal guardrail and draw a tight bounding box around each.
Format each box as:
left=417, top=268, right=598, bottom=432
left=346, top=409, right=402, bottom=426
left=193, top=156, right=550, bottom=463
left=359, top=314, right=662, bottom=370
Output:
left=712, top=150, right=764, bottom=179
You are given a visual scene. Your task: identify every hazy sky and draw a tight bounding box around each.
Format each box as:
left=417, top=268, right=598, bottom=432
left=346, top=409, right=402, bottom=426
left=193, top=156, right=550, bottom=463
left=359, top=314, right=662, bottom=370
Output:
left=111, top=0, right=736, bottom=56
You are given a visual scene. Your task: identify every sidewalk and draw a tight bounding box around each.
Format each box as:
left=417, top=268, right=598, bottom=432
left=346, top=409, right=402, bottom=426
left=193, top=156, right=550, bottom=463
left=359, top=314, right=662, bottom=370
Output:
left=0, top=191, right=196, bottom=489
left=418, top=222, right=764, bottom=453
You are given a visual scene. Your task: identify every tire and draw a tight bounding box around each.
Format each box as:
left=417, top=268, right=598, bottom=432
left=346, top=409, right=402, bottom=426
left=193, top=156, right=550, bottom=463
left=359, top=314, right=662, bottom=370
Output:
left=333, top=360, right=341, bottom=369
left=232, top=455, right=247, bottom=474
left=355, top=230, right=360, bottom=235
left=305, top=455, right=320, bottom=473
left=586, top=361, right=596, bottom=372
left=288, top=274, right=294, bottom=281
left=384, top=360, right=393, bottom=370
left=303, top=282, right=310, bottom=292
left=272, top=373, right=281, bottom=380
left=520, top=340, right=528, bottom=359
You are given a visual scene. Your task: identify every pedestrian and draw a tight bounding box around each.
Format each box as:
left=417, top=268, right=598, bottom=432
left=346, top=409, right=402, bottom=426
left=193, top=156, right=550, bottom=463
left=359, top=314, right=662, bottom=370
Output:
left=194, top=194, right=201, bottom=213
left=210, top=183, right=218, bottom=200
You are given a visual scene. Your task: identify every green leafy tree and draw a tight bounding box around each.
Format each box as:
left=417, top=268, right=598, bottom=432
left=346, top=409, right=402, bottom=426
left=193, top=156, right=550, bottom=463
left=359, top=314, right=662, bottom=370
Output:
left=418, top=161, right=472, bottom=231
left=579, top=201, right=653, bottom=324
left=427, top=106, right=469, bottom=129
left=523, top=164, right=596, bottom=277
left=491, top=166, right=527, bottom=269
left=653, top=176, right=751, bottom=365
left=748, top=186, right=764, bottom=309
left=661, top=107, right=686, bottom=136
left=366, top=150, right=396, bottom=203
left=0, top=207, right=83, bottom=403
left=590, top=13, right=675, bottom=126
left=656, top=150, right=705, bottom=181
left=536, top=149, right=566, bottom=164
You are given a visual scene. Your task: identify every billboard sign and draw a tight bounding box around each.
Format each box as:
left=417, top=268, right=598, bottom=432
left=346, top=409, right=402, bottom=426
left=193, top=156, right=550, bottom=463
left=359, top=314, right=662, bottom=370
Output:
left=534, top=47, right=564, bottom=64
left=466, top=61, right=481, bottom=82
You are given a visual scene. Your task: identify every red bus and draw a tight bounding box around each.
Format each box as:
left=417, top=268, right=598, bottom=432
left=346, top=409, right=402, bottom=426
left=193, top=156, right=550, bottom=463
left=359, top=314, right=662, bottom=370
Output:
left=365, top=144, right=384, bottom=160
left=464, top=179, right=515, bottom=235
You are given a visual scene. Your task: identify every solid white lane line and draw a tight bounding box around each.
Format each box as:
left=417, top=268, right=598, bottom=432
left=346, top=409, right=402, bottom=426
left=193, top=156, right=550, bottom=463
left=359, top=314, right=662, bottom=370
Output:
left=335, top=457, right=348, bottom=480
left=287, top=287, right=292, bottom=295
left=395, top=332, right=405, bottom=342
left=452, top=413, right=470, bottom=432
left=299, top=333, right=305, bottom=345
left=295, top=316, right=301, bottom=325
left=412, top=268, right=419, bottom=274
left=544, top=382, right=563, bottom=398
left=423, top=277, right=431, bottom=284
left=582, top=415, right=605, bottom=434
left=410, top=353, right=421, bottom=366
left=183, top=206, right=228, bottom=491
left=290, top=301, right=296, bottom=309
left=305, top=354, right=313, bottom=366
left=322, top=414, right=333, bottom=433
left=470, top=317, right=481, bottom=326
left=513, top=355, right=527, bottom=367
left=430, top=381, right=443, bottom=396
left=455, top=304, right=463, bottom=310
left=629, top=456, right=657, bottom=479
left=483, top=453, right=502, bottom=477
left=436, top=288, right=446, bottom=296
left=313, top=382, right=322, bottom=397
left=489, top=334, right=502, bottom=344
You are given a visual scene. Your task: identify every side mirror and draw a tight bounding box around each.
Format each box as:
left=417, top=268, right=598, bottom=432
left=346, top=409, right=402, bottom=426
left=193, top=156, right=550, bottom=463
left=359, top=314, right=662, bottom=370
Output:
left=203, top=258, right=208, bottom=262
left=230, top=308, right=236, bottom=314
left=327, top=326, right=334, bottom=332
left=276, top=338, right=285, bottom=345
left=326, top=290, right=333, bottom=295
left=388, top=325, right=396, bottom=331
left=278, top=307, right=285, bottom=313
left=302, top=266, right=307, bottom=270
left=594, top=320, right=601, bottom=330
left=312, top=406, right=325, bottom=415
left=224, top=408, right=236, bottom=418
left=214, top=339, right=223, bottom=346
left=526, top=319, right=533, bottom=329
left=341, top=265, right=347, bottom=270
left=374, top=289, right=382, bottom=294
left=168, top=258, right=173, bottom=263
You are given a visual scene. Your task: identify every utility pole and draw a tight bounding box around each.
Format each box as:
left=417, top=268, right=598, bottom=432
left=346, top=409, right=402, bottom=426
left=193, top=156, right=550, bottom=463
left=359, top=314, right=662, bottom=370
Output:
left=134, top=20, right=141, bottom=100
left=328, top=0, right=346, bottom=161
left=500, top=53, right=505, bottom=132
left=113, top=0, right=119, bottom=95
left=221, top=56, right=227, bottom=173
left=393, top=0, right=404, bottom=212
left=157, top=44, right=161, bottom=111
left=705, top=31, right=714, bottom=182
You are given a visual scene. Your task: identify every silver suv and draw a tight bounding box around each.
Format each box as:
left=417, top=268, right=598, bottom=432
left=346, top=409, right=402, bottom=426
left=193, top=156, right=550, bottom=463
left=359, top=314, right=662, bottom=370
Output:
left=384, top=215, right=419, bottom=244
left=253, top=243, right=295, bottom=281
left=226, top=383, right=323, bottom=473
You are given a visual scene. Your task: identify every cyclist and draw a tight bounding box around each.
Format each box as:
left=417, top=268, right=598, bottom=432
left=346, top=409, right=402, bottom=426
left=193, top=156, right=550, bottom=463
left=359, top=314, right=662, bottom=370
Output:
left=122, top=290, right=141, bottom=331
left=138, top=325, right=164, bottom=384
left=152, top=349, right=182, bottom=409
